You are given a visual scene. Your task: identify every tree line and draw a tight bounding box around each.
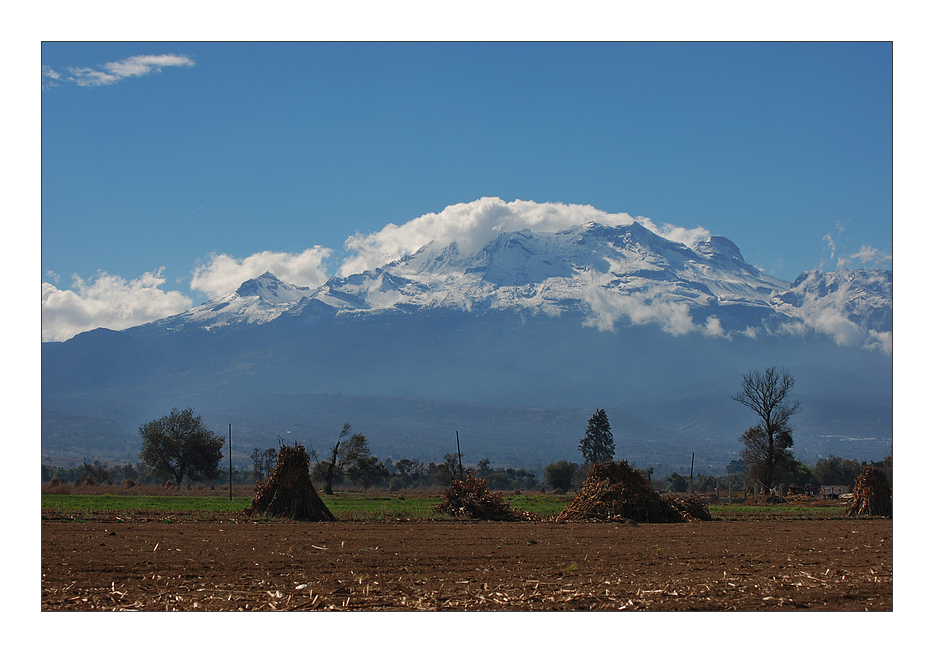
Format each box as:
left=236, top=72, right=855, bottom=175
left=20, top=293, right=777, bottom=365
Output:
left=42, top=367, right=892, bottom=495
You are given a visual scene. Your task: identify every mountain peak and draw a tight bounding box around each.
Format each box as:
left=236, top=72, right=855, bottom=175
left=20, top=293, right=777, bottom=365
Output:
left=236, top=272, right=311, bottom=304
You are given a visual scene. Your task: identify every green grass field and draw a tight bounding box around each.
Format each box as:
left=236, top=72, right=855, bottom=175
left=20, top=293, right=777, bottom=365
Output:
left=41, top=492, right=843, bottom=521
left=708, top=503, right=845, bottom=519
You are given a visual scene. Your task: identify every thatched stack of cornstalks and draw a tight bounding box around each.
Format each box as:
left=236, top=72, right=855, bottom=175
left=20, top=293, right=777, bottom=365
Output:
left=436, top=474, right=534, bottom=521
left=555, top=460, right=711, bottom=523
left=665, top=494, right=713, bottom=522
left=845, top=466, right=892, bottom=517
left=247, top=442, right=335, bottom=521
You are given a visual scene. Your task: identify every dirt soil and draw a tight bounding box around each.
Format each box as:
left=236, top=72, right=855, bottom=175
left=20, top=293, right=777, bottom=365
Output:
left=41, top=516, right=892, bottom=611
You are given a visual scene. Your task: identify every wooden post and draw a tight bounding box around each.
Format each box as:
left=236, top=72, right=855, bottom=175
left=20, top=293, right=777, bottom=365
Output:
left=689, top=452, right=694, bottom=495
left=455, top=430, right=464, bottom=481
left=228, top=424, right=232, bottom=501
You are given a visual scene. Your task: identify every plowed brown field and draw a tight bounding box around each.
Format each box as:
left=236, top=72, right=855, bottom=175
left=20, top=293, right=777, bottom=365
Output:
left=41, top=516, right=891, bottom=611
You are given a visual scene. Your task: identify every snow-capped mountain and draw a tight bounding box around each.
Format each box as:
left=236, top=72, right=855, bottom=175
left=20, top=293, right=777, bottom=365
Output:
left=156, top=221, right=890, bottom=347
left=313, top=222, right=790, bottom=330
left=152, top=272, right=316, bottom=331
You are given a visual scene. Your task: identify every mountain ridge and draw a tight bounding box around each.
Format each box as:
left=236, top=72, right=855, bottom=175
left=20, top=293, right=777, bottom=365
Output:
left=137, top=221, right=890, bottom=348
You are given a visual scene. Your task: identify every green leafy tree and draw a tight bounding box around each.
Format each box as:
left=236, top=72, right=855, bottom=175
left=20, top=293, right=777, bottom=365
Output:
left=666, top=472, right=689, bottom=493
left=740, top=424, right=797, bottom=488
left=347, top=455, right=391, bottom=489
left=393, top=458, right=426, bottom=488
left=784, top=460, right=815, bottom=487
left=475, top=458, right=493, bottom=478
left=312, top=423, right=370, bottom=495
left=544, top=460, right=578, bottom=493
left=731, top=367, right=801, bottom=488
left=812, top=456, right=863, bottom=487
left=138, top=408, right=224, bottom=486
left=579, top=409, right=615, bottom=463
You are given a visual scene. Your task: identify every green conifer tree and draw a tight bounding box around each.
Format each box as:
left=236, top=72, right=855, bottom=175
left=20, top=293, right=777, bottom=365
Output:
left=579, top=408, right=615, bottom=463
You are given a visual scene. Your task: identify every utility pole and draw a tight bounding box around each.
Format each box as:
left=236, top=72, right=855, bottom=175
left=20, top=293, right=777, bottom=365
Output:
left=455, top=431, right=464, bottom=481
left=228, top=424, right=232, bottom=501
left=689, top=452, right=694, bottom=495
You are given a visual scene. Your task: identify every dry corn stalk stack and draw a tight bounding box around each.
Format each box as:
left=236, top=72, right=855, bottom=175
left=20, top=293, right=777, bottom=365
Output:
left=247, top=442, right=335, bottom=521
left=555, top=460, right=710, bottom=523
left=665, top=494, right=714, bottom=522
left=436, top=473, right=534, bottom=521
left=846, top=466, right=892, bottom=517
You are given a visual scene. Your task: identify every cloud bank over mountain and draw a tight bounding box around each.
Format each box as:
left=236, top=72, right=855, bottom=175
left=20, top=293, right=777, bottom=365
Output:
left=41, top=269, right=192, bottom=342
left=338, top=198, right=711, bottom=277
left=40, top=199, right=892, bottom=342
left=189, top=247, right=333, bottom=297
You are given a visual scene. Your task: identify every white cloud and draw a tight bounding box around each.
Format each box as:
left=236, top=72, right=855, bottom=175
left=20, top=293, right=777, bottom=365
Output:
left=822, top=232, right=837, bottom=262
left=190, top=247, right=333, bottom=297
left=808, top=307, right=864, bottom=347
left=338, top=197, right=709, bottom=276
left=864, top=329, right=893, bottom=355
left=837, top=245, right=893, bottom=269
left=44, top=54, right=194, bottom=88
left=582, top=286, right=695, bottom=336
left=41, top=269, right=193, bottom=342
left=774, top=268, right=892, bottom=351
left=636, top=218, right=710, bottom=248
left=703, top=315, right=730, bottom=339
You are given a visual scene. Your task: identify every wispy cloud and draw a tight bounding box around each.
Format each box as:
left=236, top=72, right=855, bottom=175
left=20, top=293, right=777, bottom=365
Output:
left=41, top=269, right=193, bottom=342
left=822, top=221, right=890, bottom=271
left=837, top=245, right=893, bottom=269
left=43, top=54, right=194, bottom=89
left=822, top=232, right=837, bottom=263
left=190, top=248, right=333, bottom=298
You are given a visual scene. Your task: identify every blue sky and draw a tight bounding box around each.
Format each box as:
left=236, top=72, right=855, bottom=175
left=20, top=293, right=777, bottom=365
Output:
left=40, top=41, right=893, bottom=341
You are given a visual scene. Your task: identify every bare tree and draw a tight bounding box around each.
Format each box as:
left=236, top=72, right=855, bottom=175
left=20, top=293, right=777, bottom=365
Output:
left=731, top=367, right=801, bottom=488
left=251, top=447, right=278, bottom=482
left=82, top=460, right=111, bottom=485
left=312, top=423, right=369, bottom=495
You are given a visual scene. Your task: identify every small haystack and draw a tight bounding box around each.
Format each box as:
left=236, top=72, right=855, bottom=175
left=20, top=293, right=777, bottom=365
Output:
left=555, top=460, right=711, bottom=523
left=846, top=466, right=892, bottom=517
left=247, top=442, right=335, bottom=521
left=436, top=474, right=534, bottom=521
left=665, top=494, right=714, bottom=522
